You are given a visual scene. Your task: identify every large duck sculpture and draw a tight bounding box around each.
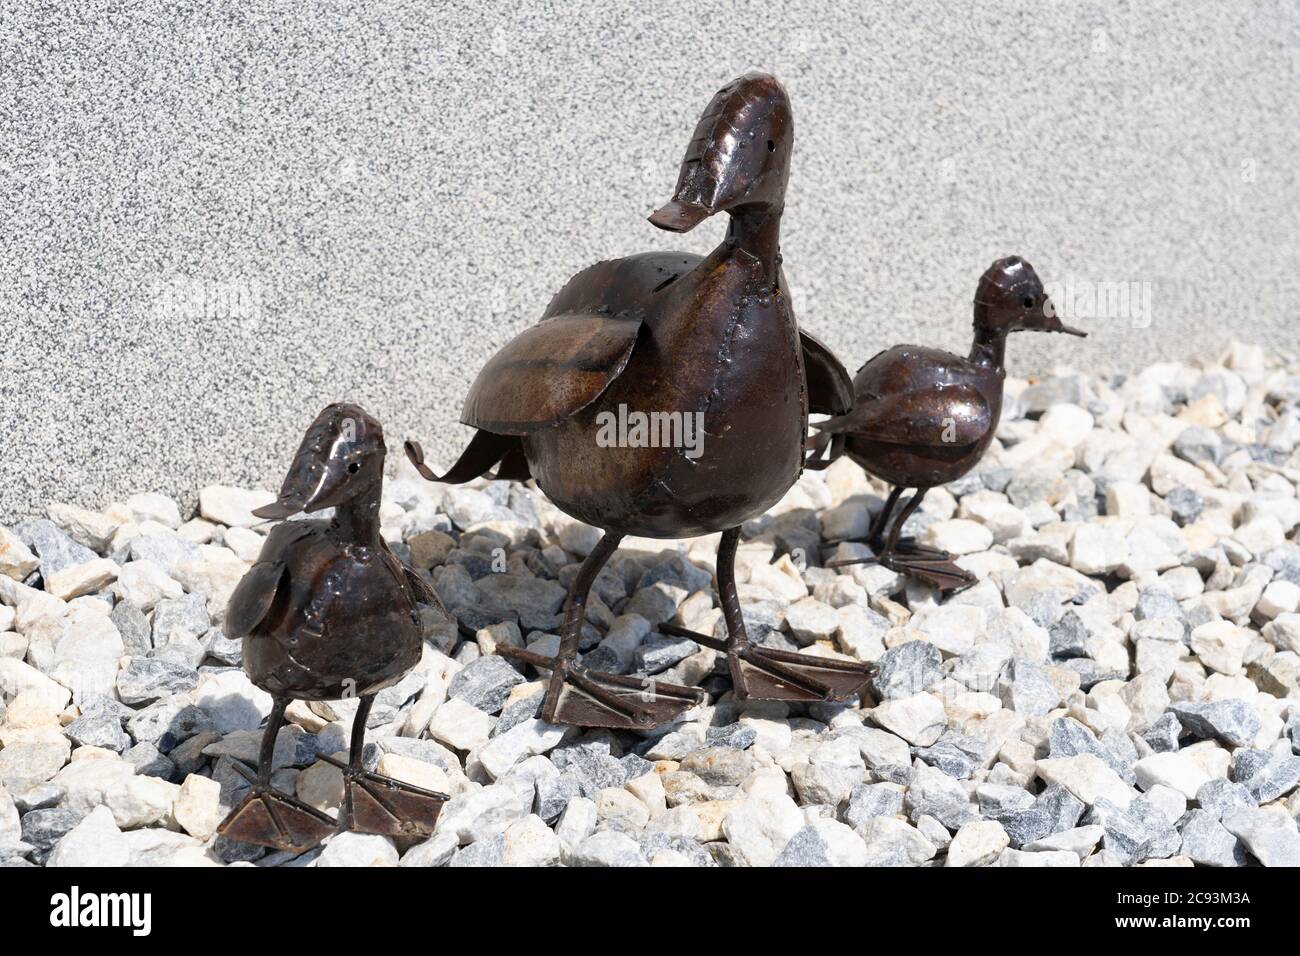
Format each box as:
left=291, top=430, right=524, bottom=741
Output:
left=405, top=72, right=877, bottom=730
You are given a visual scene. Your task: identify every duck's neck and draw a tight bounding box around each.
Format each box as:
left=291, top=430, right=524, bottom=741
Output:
left=969, top=318, right=1008, bottom=372
left=725, top=205, right=783, bottom=288
left=331, top=482, right=383, bottom=548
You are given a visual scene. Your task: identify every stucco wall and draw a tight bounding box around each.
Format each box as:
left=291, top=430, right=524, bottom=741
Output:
left=2, top=0, right=1297, bottom=520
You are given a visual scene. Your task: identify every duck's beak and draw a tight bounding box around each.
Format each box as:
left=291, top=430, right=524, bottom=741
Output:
left=648, top=198, right=712, bottom=233
left=252, top=445, right=333, bottom=520
left=1042, top=295, right=1087, bottom=337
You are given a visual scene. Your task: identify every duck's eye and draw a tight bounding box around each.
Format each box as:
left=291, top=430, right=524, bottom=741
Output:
left=767, top=139, right=776, bottom=152
left=1022, top=296, right=1036, bottom=309
left=347, top=462, right=361, bottom=474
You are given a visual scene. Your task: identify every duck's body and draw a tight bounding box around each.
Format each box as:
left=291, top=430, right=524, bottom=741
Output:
left=523, top=248, right=807, bottom=537
left=816, top=257, right=1085, bottom=593
left=217, top=404, right=447, bottom=853
left=839, top=343, right=1004, bottom=489
left=408, top=73, right=874, bottom=729
left=229, top=519, right=424, bottom=701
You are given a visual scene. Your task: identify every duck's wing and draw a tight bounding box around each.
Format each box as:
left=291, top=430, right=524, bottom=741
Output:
left=225, top=560, right=289, bottom=639
left=461, top=308, right=646, bottom=435
left=800, top=329, right=854, bottom=416
left=817, top=383, right=991, bottom=449
left=224, top=521, right=316, bottom=638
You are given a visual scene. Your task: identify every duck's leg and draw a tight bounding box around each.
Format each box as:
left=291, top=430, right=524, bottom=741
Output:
left=664, top=528, right=876, bottom=702
left=823, top=486, right=904, bottom=564
left=497, top=531, right=705, bottom=730
left=320, top=693, right=447, bottom=839
left=217, top=696, right=337, bottom=852
left=875, top=487, right=977, bottom=593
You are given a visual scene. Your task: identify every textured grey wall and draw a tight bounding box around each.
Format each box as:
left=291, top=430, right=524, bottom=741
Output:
left=2, top=1, right=1297, bottom=521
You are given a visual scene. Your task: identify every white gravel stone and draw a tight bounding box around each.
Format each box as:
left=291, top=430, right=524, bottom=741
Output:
left=723, top=792, right=805, bottom=867
left=46, top=805, right=131, bottom=867
left=1036, top=754, right=1137, bottom=808
left=45, top=558, right=119, bottom=601
left=317, top=832, right=399, bottom=867
left=1134, top=752, right=1214, bottom=800
left=198, top=485, right=277, bottom=528
left=172, top=773, right=223, bottom=841
left=946, top=820, right=1010, bottom=867
left=871, top=692, right=947, bottom=746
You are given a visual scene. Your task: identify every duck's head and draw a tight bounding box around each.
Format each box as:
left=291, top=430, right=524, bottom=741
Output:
left=253, top=403, right=386, bottom=519
left=974, top=256, right=1086, bottom=338
left=648, top=72, right=793, bottom=233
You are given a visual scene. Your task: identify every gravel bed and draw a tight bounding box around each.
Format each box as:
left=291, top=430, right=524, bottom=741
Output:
left=2, top=341, right=1300, bottom=867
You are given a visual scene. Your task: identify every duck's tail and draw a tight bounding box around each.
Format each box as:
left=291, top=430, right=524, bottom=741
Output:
left=404, top=429, right=532, bottom=484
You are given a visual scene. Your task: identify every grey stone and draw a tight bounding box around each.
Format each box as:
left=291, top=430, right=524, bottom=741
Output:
left=631, top=635, right=698, bottom=674
left=127, top=695, right=215, bottom=752
left=534, top=773, right=583, bottom=823
left=872, top=640, right=943, bottom=700
left=122, top=742, right=176, bottom=779
left=110, top=602, right=152, bottom=656
left=202, top=628, right=242, bottom=666
left=1049, top=611, right=1089, bottom=659
left=1084, top=798, right=1155, bottom=865
left=975, top=783, right=1035, bottom=816
left=1165, top=486, right=1204, bottom=526
left=841, top=782, right=905, bottom=830
left=1178, top=809, right=1247, bottom=867
left=116, top=657, right=200, bottom=705
left=1221, top=806, right=1300, bottom=867
left=1141, top=712, right=1183, bottom=753
left=474, top=575, right=566, bottom=631
left=448, top=833, right=506, bottom=867
left=151, top=593, right=210, bottom=645
left=703, top=723, right=757, bottom=750
left=1194, top=779, right=1253, bottom=820
left=913, top=732, right=986, bottom=780
left=447, top=654, right=525, bottom=713
left=996, top=658, right=1059, bottom=717
left=63, top=711, right=132, bottom=753
left=1172, top=700, right=1261, bottom=748
left=1049, top=717, right=1136, bottom=784
left=550, top=735, right=628, bottom=797
left=638, top=831, right=714, bottom=867
left=1234, top=750, right=1300, bottom=804
left=1134, top=589, right=1185, bottom=623
left=20, top=807, right=80, bottom=865
left=1173, top=426, right=1221, bottom=465
left=492, top=693, right=543, bottom=737
left=15, top=518, right=97, bottom=578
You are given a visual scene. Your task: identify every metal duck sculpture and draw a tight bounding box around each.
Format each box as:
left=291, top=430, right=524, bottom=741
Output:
left=811, top=256, right=1086, bottom=593
left=217, top=403, right=448, bottom=852
left=406, top=72, right=876, bottom=730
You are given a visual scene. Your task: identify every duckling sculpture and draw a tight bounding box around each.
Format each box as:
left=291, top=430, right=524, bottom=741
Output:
left=811, top=256, right=1086, bottom=593
left=407, top=72, right=875, bottom=730
left=216, top=403, right=448, bottom=852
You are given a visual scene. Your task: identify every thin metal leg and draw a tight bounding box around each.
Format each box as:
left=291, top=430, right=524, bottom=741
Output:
left=557, top=531, right=624, bottom=662
left=257, top=696, right=288, bottom=787
left=880, top=487, right=928, bottom=561
left=716, top=527, right=746, bottom=652
left=348, top=694, right=375, bottom=770
left=868, top=486, right=904, bottom=549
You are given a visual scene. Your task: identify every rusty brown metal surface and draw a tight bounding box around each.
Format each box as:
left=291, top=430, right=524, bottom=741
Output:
left=411, top=73, right=874, bottom=728
left=820, top=256, right=1086, bottom=593
left=216, top=404, right=447, bottom=852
